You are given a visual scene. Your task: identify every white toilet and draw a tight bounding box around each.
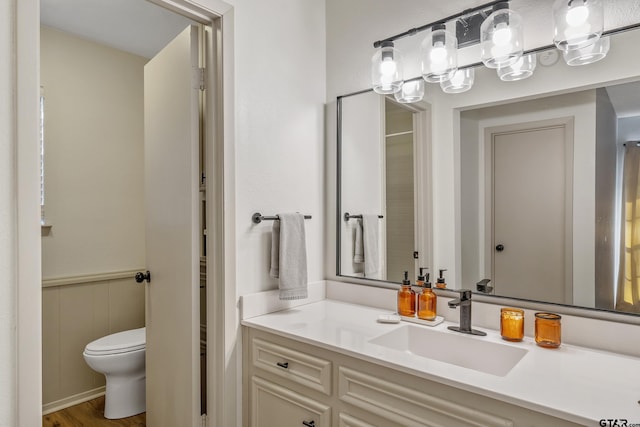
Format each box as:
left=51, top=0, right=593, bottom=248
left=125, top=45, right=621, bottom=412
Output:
left=83, top=327, right=146, bottom=419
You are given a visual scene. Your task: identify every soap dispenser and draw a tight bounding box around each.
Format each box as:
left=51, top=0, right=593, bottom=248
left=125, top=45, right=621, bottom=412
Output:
left=435, top=269, right=448, bottom=289
left=397, top=271, right=416, bottom=317
left=416, top=267, right=428, bottom=287
left=417, top=273, right=437, bottom=321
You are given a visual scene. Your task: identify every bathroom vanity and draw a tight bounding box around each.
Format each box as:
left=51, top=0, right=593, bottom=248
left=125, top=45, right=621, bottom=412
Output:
left=242, top=299, right=640, bottom=427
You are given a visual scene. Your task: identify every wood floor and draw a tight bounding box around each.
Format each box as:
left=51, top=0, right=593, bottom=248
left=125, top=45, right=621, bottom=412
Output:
left=43, top=396, right=145, bottom=427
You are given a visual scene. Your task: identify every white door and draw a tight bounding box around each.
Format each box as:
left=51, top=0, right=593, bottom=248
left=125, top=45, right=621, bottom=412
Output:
left=490, top=121, right=572, bottom=303
left=144, top=25, right=202, bottom=426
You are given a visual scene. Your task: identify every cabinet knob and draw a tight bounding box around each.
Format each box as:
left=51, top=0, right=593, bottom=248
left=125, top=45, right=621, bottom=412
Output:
left=302, top=421, right=315, bottom=427
left=276, top=362, right=289, bottom=369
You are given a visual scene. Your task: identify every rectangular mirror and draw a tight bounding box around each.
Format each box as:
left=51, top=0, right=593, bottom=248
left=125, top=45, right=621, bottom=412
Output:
left=337, top=25, right=640, bottom=317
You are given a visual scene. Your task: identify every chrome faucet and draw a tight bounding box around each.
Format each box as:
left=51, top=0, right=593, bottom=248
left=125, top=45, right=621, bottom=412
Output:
left=447, top=290, right=486, bottom=336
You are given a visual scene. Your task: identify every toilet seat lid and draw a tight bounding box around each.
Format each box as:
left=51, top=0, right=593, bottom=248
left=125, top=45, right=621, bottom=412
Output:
left=84, top=327, right=145, bottom=355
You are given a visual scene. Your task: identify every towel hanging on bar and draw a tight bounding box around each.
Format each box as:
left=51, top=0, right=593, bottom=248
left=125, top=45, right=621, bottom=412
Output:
left=269, top=213, right=308, bottom=300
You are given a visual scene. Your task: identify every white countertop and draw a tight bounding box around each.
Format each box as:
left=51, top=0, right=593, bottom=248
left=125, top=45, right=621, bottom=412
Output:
left=241, top=299, right=640, bottom=426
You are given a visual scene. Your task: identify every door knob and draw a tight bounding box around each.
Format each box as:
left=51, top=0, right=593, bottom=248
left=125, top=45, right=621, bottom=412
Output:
left=496, top=244, right=505, bottom=252
left=135, top=271, right=151, bottom=283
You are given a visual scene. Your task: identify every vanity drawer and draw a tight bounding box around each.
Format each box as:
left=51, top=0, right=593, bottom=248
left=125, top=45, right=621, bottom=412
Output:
left=251, top=337, right=332, bottom=395
left=338, top=366, right=515, bottom=427
left=251, top=376, right=330, bottom=427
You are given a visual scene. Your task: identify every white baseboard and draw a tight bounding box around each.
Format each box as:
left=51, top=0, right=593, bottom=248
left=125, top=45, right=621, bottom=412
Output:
left=42, top=386, right=106, bottom=415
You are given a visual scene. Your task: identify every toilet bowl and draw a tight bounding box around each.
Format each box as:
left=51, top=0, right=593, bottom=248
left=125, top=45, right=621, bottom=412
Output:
left=83, top=327, right=146, bottom=419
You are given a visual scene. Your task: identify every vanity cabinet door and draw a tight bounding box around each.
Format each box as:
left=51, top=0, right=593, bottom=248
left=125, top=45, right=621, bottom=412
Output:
left=251, top=376, right=330, bottom=427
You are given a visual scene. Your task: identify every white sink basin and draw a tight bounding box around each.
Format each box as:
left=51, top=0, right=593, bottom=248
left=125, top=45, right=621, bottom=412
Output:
left=369, top=324, right=528, bottom=376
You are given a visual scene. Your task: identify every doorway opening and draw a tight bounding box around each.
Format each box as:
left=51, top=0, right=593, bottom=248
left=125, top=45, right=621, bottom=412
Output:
left=39, top=0, right=217, bottom=424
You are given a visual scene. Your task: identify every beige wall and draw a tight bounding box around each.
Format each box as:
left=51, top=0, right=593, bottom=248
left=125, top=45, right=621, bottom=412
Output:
left=40, top=26, right=147, bottom=409
left=40, top=26, right=146, bottom=279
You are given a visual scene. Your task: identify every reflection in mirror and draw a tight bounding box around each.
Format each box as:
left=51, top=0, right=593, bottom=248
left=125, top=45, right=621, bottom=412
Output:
left=460, top=81, right=640, bottom=315
left=338, top=25, right=640, bottom=317
left=338, top=92, right=429, bottom=282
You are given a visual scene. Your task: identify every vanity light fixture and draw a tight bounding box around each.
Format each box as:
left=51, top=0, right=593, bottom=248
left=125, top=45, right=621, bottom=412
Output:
left=552, top=0, right=604, bottom=51
left=421, top=23, right=458, bottom=83
left=394, top=80, right=425, bottom=103
left=562, top=35, right=609, bottom=66
left=480, top=2, right=524, bottom=69
left=371, top=40, right=404, bottom=94
left=497, top=53, right=536, bottom=81
left=440, top=68, right=475, bottom=93
left=369, top=0, right=609, bottom=101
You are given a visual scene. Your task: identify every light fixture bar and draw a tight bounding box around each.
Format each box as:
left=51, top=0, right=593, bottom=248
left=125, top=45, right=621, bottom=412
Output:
left=372, top=0, right=507, bottom=48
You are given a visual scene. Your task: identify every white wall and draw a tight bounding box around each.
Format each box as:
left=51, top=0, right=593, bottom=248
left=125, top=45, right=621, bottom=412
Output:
left=619, top=116, right=640, bottom=143
left=231, top=0, right=326, bottom=296
left=340, top=92, right=384, bottom=277
left=40, top=26, right=146, bottom=279
left=0, top=0, right=17, bottom=425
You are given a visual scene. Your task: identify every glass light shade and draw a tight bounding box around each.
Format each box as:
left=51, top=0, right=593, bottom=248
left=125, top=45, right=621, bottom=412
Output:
left=563, top=35, right=609, bottom=66
left=440, top=68, right=474, bottom=93
left=480, top=5, right=524, bottom=69
left=421, top=24, right=458, bottom=83
left=394, top=80, right=425, bottom=103
left=371, top=41, right=404, bottom=94
left=497, top=53, right=537, bottom=81
left=552, top=0, right=603, bottom=51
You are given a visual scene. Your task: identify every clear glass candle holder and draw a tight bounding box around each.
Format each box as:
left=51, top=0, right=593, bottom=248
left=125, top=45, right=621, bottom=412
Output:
left=535, top=312, right=562, bottom=348
left=500, top=308, right=524, bottom=341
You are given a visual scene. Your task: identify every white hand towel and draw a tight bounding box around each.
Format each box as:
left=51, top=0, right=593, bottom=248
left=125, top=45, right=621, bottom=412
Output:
left=270, top=213, right=308, bottom=300
left=269, top=219, right=281, bottom=279
left=362, top=214, right=380, bottom=277
left=353, top=219, right=365, bottom=263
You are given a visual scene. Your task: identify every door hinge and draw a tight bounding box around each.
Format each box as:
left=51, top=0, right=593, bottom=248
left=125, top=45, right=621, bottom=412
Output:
left=201, top=413, right=207, bottom=427
left=198, top=67, right=205, bottom=91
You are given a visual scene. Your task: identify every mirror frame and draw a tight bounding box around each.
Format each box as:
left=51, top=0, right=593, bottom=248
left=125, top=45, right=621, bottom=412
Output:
left=335, top=23, right=640, bottom=326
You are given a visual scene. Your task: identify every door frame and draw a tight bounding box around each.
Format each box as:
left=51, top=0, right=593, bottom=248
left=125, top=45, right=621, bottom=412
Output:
left=16, top=0, right=237, bottom=426
left=483, top=117, right=574, bottom=303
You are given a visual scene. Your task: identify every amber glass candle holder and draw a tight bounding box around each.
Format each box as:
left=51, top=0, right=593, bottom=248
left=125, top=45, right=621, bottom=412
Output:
left=535, top=312, right=561, bottom=348
left=500, top=308, right=524, bottom=341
